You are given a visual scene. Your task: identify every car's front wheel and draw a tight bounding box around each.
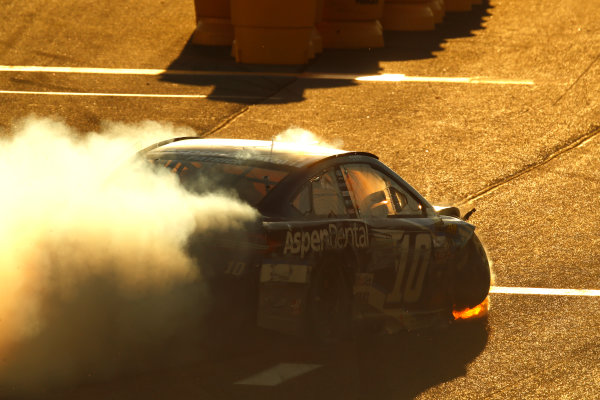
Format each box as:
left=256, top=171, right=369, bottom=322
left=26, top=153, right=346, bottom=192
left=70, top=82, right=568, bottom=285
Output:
left=452, top=234, right=491, bottom=309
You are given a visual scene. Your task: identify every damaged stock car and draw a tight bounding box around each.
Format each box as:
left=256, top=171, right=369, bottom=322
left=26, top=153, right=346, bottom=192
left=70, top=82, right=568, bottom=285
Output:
left=140, top=137, right=491, bottom=342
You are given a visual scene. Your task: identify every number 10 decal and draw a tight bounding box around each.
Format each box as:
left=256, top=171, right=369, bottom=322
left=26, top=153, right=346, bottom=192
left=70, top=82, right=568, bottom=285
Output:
left=387, top=233, right=432, bottom=304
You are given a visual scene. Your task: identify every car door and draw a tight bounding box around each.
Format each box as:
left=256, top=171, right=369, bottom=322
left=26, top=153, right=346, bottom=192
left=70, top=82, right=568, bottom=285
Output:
left=258, top=165, right=365, bottom=334
left=340, top=162, right=438, bottom=317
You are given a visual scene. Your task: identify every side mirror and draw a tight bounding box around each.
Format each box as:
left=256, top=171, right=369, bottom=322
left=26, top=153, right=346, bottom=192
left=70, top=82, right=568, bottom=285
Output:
left=434, top=206, right=461, bottom=218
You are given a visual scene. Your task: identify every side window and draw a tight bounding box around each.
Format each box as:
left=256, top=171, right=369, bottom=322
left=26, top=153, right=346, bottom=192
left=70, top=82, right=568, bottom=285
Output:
left=388, top=182, right=422, bottom=216
left=291, top=184, right=311, bottom=215
left=341, top=164, right=391, bottom=218
left=342, top=164, right=423, bottom=217
left=291, top=167, right=354, bottom=218
left=312, top=168, right=347, bottom=217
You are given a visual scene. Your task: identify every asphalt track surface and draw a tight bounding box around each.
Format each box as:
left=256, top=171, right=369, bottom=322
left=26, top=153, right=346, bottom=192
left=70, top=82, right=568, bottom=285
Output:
left=1, top=0, right=600, bottom=398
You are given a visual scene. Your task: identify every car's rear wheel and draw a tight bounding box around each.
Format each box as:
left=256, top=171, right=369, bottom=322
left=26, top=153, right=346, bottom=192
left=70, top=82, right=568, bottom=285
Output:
left=453, top=234, right=491, bottom=309
left=306, top=259, right=352, bottom=344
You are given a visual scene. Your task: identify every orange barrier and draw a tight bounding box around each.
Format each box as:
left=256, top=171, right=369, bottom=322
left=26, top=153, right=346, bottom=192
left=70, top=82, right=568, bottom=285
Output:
left=431, top=0, right=445, bottom=23
left=444, top=0, right=472, bottom=12
left=318, top=0, right=385, bottom=49
left=381, top=0, right=436, bottom=31
left=230, top=0, right=317, bottom=64
left=312, top=0, right=325, bottom=55
left=192, top=0, right=233, bottom=46
left=190, top=0, right=480, bottom=64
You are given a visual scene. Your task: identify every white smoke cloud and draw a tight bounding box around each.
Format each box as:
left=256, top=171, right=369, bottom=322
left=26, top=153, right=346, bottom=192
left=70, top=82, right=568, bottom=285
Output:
left=0, top=116, right=258, bottom=395
left=274, top=127, right=343, bottom=149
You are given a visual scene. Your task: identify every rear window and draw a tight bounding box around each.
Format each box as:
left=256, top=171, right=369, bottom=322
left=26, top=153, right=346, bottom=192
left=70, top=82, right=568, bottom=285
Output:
left=149, top=157, right=289, bottom=206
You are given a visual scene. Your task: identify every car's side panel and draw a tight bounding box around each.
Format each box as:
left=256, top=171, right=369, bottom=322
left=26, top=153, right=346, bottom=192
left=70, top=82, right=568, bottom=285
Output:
left=257, top=219, right=369, bottom=335
left=352, top=217, right=456, bottom=329
left=256, top=216, right=471, bottom=334
left=255, top=155, right=478, bottom=335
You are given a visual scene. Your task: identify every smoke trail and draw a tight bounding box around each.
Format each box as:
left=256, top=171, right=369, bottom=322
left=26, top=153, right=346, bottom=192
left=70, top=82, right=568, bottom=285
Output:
left=0, top=116, right=258, bottom=395
left=274, top=127, right=343, bottom=149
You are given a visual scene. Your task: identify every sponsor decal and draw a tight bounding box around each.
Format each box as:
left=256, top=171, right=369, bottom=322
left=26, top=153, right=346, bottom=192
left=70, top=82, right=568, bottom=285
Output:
left=260, top=263, right=310, bottom=283
left=387, top=232, right=432, bottom=304
left=225, top=261, right=246, bottom=276
left=283, top=223, right=369, bottom=258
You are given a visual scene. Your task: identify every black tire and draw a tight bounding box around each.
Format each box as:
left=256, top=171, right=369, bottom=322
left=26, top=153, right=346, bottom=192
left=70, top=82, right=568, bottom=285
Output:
left=306, top=260, right=353, bottom=344
left=453, top=234, right=491, bottom=309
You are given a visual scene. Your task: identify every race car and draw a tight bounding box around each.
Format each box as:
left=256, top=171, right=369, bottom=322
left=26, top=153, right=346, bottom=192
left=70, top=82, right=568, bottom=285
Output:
left=140, top=137, right=491, bottom=342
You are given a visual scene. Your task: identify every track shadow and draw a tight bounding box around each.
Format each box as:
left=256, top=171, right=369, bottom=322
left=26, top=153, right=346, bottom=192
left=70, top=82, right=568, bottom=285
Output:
left=354, top=318, right=490, bottom=399
left=161, top=1, right=492, bottom=104
left=160, top=316, right=490, bottom=400
left=28, top=317, right=489, bottom=400
left=191, top=315, right=490, bottom=400
left=159, top=44, right=305, bottom=105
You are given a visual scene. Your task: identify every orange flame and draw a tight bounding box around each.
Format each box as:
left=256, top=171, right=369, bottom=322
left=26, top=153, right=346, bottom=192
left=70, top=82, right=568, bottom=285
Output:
left=453, top=297, right=489, bottom=320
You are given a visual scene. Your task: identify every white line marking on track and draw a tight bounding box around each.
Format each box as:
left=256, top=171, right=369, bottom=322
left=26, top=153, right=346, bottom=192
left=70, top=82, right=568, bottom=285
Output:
left=0, top=90, right=208, bottom=98
left=355, top=74, right=535, bottom=85
left=0, top=65, right=535, bottom=85
left=491, top=286, right=600, bottom=296
left=235, top=363, right=321, bottom=386
left=0, top=65, right=168, bottom=75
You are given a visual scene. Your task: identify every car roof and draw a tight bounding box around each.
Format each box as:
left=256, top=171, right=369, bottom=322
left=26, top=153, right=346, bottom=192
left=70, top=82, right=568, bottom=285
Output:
left=142, top=137, right=378, bottom=168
